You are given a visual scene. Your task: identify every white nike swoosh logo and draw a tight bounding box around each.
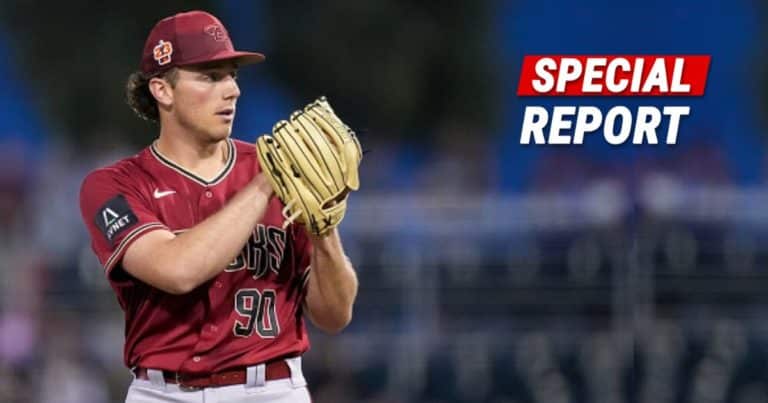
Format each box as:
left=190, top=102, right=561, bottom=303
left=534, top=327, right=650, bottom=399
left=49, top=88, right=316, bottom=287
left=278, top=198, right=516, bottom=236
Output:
left=153, top=189, right=176, bottom=199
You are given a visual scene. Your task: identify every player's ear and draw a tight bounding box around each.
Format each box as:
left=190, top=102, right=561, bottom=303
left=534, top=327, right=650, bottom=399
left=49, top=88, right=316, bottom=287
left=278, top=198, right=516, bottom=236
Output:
left=148, top=75, right=174, bottom=108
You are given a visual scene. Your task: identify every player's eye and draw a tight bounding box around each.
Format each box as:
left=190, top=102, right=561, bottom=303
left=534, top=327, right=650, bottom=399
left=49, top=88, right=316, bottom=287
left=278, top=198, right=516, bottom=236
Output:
left=202, top=71, right=237, bottom=82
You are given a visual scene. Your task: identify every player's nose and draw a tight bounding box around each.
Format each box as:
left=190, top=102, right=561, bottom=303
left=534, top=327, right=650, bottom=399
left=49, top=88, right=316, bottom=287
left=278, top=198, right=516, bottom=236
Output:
left=223, top=76, right=241, bottom=100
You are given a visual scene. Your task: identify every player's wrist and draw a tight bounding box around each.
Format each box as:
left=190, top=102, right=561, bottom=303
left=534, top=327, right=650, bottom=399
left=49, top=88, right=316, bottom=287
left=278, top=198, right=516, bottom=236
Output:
left=308, top=227, right=341, bottom=249
left=251, top=173, right=274, bottom=198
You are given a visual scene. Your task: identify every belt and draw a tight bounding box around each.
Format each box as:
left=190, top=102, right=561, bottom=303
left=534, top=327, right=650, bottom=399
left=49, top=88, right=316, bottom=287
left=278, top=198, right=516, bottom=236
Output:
left=134, top=360, right=291, bottom=388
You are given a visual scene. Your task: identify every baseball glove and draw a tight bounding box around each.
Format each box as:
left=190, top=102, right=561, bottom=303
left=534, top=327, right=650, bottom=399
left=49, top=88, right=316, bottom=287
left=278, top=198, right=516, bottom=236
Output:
left=256, top=97, right=362, bottom=236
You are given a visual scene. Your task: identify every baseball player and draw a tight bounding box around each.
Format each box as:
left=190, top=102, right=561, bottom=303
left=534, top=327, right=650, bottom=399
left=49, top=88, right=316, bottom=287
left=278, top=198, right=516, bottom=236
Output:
left=79, top=10, right=359, bottom=403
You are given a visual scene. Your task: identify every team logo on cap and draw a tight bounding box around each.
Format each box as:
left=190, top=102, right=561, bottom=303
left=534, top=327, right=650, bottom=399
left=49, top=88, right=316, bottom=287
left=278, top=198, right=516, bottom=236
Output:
left=205, top=24, right=228, bottom=42
left=153, top=40, right=173, bottom=66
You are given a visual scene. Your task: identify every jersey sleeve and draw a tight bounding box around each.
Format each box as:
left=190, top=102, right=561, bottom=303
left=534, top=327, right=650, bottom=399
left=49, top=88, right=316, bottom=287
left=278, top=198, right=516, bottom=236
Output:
left=79, top=168, right=168, bottom=275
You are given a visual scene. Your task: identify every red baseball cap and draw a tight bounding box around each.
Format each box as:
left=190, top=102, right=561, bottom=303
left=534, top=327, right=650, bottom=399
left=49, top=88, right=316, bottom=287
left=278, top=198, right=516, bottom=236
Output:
left=140, top=10, right=265, bottom=76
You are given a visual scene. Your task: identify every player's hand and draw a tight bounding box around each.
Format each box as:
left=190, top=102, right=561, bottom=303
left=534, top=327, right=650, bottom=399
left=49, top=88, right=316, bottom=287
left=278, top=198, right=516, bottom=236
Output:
left=255, top=97, right=362, bottom=236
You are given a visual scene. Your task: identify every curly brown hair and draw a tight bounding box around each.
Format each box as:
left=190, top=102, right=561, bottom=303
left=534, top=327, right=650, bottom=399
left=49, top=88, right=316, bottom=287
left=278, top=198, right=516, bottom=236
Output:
left=125, top=69, right=178, bottom=123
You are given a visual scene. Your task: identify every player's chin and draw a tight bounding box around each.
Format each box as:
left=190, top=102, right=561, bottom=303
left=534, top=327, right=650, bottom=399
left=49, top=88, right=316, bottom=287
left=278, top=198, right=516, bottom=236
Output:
left=209, top=122, right=233, bottom=140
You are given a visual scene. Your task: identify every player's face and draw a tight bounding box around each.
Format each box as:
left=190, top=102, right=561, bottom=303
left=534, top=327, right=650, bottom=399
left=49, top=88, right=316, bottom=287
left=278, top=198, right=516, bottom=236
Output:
left=171, top=61, right=241, bottom=143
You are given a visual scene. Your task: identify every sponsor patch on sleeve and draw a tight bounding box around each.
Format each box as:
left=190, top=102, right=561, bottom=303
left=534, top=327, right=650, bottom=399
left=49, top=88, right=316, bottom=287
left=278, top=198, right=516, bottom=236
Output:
left=94, top=195, right=138, bottom=246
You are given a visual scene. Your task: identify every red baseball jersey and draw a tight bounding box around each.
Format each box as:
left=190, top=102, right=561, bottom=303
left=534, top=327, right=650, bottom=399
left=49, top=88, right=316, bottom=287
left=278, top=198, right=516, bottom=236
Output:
left=79, top=138, right=312, bottom=374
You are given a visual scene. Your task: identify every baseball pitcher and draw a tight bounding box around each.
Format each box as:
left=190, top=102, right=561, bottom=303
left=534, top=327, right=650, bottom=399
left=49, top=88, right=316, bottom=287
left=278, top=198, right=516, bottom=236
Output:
left=79, top=10, right=361, bottom=403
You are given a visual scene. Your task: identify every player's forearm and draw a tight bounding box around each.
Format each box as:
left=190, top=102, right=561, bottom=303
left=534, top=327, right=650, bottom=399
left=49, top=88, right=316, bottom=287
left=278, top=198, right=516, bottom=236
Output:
left=161, top=176, right=272, bottom=292
left=305, top=229, right=358, bottom=333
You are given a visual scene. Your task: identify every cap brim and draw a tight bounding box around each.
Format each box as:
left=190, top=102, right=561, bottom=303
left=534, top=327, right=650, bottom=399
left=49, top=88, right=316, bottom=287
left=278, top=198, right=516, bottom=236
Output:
left=225, top=51, right=266, bottom=66
left=178, top=50, right=266, bottom=68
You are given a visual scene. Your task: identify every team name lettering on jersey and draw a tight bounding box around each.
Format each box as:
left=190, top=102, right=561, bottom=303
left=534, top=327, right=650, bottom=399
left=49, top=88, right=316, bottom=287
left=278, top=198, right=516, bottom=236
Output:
left=227, top=224, right=287, bottom=278
left=94, top=195, right=137, bottom=246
